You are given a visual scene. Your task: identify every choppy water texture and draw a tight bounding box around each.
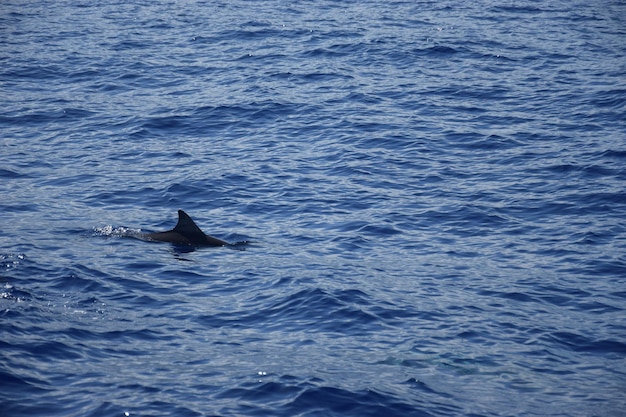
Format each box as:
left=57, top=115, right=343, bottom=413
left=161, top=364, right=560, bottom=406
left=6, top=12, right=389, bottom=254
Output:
left=2, top=1, right=626, bottom=416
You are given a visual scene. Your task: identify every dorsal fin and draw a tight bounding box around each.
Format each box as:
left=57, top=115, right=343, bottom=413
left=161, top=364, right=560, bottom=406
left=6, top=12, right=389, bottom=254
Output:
left=173, top=210, right=205, bottom=237
left=140, top=210, right=228, bottom=246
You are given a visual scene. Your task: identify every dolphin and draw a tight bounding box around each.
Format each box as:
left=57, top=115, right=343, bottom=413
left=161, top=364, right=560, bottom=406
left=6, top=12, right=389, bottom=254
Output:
left=144, top=210, right=228, bottom=247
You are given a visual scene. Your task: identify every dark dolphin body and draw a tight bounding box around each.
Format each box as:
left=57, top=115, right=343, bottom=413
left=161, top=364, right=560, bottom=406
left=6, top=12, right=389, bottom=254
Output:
left=144, top=210, right=228, bottom=247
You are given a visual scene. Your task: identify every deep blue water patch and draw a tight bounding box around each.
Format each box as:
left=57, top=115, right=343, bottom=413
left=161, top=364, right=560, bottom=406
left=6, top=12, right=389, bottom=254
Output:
left=1, top=1, right=626, bottom=416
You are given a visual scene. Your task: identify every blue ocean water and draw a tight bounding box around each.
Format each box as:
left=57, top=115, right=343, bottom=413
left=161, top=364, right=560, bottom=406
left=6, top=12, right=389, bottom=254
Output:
left=2, top=0, right=625, bottom=416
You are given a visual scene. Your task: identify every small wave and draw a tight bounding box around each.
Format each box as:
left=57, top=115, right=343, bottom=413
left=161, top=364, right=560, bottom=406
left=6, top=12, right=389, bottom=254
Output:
left=196, top=287, right=385, bottom=334
left=546, top=332, right=626, bottom=355
left=281, top=385, right=437, bottom=417
left=0, top=168, right=28, bottom=179
left=93, top=225, right=142, bottom=239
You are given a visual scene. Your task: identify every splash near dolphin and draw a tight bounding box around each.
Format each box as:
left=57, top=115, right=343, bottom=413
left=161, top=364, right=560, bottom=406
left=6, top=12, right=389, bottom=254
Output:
left=143, top=210, right=228, bottom=247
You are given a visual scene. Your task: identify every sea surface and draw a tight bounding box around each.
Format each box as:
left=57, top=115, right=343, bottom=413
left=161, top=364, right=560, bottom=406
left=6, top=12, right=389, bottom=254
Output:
left=1, top=1, right=625, bottom=416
